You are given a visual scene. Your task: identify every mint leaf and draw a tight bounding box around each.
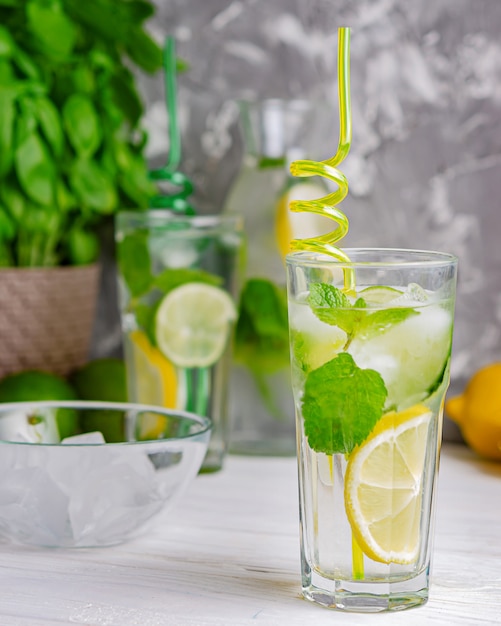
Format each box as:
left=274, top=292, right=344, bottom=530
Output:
left=153, top=268, right=222, bottom=293
left=309, top=283, right=352, bottom=309
left=308, top=283, right=366, bottom=336
left=117, top=231, right=152, bottom=298
left=134, top=302, right=160, bottom=346
left=234, top=278, right=290, bottom=375
left=302, top=353, right=387, bottom=455
left=358, top=308, right=419, bottom=340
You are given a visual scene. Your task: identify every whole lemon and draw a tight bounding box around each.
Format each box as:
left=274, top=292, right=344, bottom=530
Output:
left=446, top=363, right=501, bottom=461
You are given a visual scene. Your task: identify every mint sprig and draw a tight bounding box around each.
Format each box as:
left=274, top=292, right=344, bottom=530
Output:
left=301, top=283, right=420, bottom=454
left=308, top=283, right=418, bottom=345
left=302, top=352, right=387, bottom=455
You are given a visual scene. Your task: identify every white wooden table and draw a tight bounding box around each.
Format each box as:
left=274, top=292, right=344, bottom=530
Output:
left=1, top=443, right=500, bottom=626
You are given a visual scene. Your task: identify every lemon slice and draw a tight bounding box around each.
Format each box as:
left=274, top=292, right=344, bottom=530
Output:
left=155, top=282, right=237, bottom=368
left=129, top=330, right=177, bottom=439
left=275, top=182, right=332, bottom=259
left=344, top=404, right=433, bottom=564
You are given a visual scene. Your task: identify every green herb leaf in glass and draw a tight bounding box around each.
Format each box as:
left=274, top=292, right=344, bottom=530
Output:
left=308, top=283, right=366, bottom=337
left=153, top=267, right=223, bottom=294
left=117, top=230, right=152, bottom=298
left=358, top=308, right=419, bottom=340
left=234, top=278, right=290, bottom=374
left=302, top=352, right=387, bottom=455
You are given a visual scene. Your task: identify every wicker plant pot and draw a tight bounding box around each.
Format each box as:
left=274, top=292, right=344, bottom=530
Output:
left=0, top=264, right=100, bottom=378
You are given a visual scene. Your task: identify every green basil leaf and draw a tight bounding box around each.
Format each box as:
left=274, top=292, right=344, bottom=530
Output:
left=12, top=48, right=41, bottom=80
left=69, top=158, right=117, bottom=213
left=0, top=94, right=14, bottom=175
left=14, top=132, right=55, bottom=206
left=118, top=154, right=156, bottom=206
left=125, top=27, right=162, bottom=74
left=0, top=25, right=14, bottom=57
left=0, top=59, right=14, bottom=83
left=63, top=94, right=102, bottom=157
left=0, top=179, right=26, bottom=222
left=27, top=2, right=76, bottom=60
left=35, top=96, right=64, bottom=157
left=0, top=205, right=15, bottom=240
left=15, top=97, right=37, bottom=145
left=108, top=70, right=143, bottom=126
left=0, top=240, right=13, bottom=266
left=22, top=202, right=61, bottom=234
left=65, top=0, right=128, bottom=42
left=122, top=0, right=155, bottom=23
left=71, top=65, right=95, bottom=94
left=56, top=179, right=77, bottom=212
left=67, top=227, right=99, bottom=265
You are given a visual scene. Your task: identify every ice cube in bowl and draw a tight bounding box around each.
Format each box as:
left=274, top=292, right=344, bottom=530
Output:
left=0, top=400, right=211, bottom=548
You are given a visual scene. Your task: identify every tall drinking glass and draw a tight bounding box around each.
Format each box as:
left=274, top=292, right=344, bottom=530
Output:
left=115, top=211, right=243, bottom=472
left=286, top=248, right=457, bottom=612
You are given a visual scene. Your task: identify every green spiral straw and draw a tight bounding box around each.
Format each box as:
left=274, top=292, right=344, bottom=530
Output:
left=149, top=36, right=196, bottom=215
left=288, top=27, right=354, bottom=293
left=289, top=26, right=364, bottom=578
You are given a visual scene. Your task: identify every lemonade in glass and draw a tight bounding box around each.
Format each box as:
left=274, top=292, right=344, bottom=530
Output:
left=115, top=211, right=242, bottom=472
left=286, top=248, right=457, bottom=611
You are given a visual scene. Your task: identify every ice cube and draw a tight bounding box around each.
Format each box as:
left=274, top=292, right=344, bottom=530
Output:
left=68, top=450, right=161, bottom=546
left=0, top=466, right=70, bottom=546
left=45, top=440, right=113, bottom=497
left=62, top=431, right=106, bottom=444
left=393, top=282, right=430, bottom=306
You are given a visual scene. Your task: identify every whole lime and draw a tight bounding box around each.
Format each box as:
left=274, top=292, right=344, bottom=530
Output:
left=0, top=370, right=78, bottom=439
left=70, top=358, right=127, bottom=442
left=70, top=357, right=126, bottom=402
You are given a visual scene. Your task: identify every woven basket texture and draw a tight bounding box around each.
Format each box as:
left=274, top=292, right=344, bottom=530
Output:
left=0, top=264, right=100, bottom=378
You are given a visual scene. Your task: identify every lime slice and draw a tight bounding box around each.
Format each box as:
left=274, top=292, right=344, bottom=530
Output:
left=155, top=282, right=236, bottom=368
left=344, top=404, right=432, bottom=564
left=358, top=286, right=403, bottom=305
left=349, top=303, right=452, bottom=409
left=289, top=299, right=347, bottom=373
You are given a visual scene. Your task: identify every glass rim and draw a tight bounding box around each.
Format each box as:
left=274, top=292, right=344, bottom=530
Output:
left=115, top=210, right=242, bottom=230
left=0, top=400, right=212, bottom=447
left=286, top=247, right=458, bottom=269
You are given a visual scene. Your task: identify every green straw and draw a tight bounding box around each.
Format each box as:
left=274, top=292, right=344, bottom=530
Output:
left=149, top=36, right=196, bottom=215
left=288, top=27, right=354, bottom=293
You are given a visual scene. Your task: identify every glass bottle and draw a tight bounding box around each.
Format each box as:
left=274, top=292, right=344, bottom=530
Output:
left=223, top=98, right=332, bottom=456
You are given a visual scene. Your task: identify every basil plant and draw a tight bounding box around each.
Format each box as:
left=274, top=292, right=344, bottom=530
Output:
left=0, top=0, right=162, bottom=267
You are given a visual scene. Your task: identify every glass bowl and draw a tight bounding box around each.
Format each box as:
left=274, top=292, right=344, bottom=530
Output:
left=0, top=400, right=211, bottom=548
